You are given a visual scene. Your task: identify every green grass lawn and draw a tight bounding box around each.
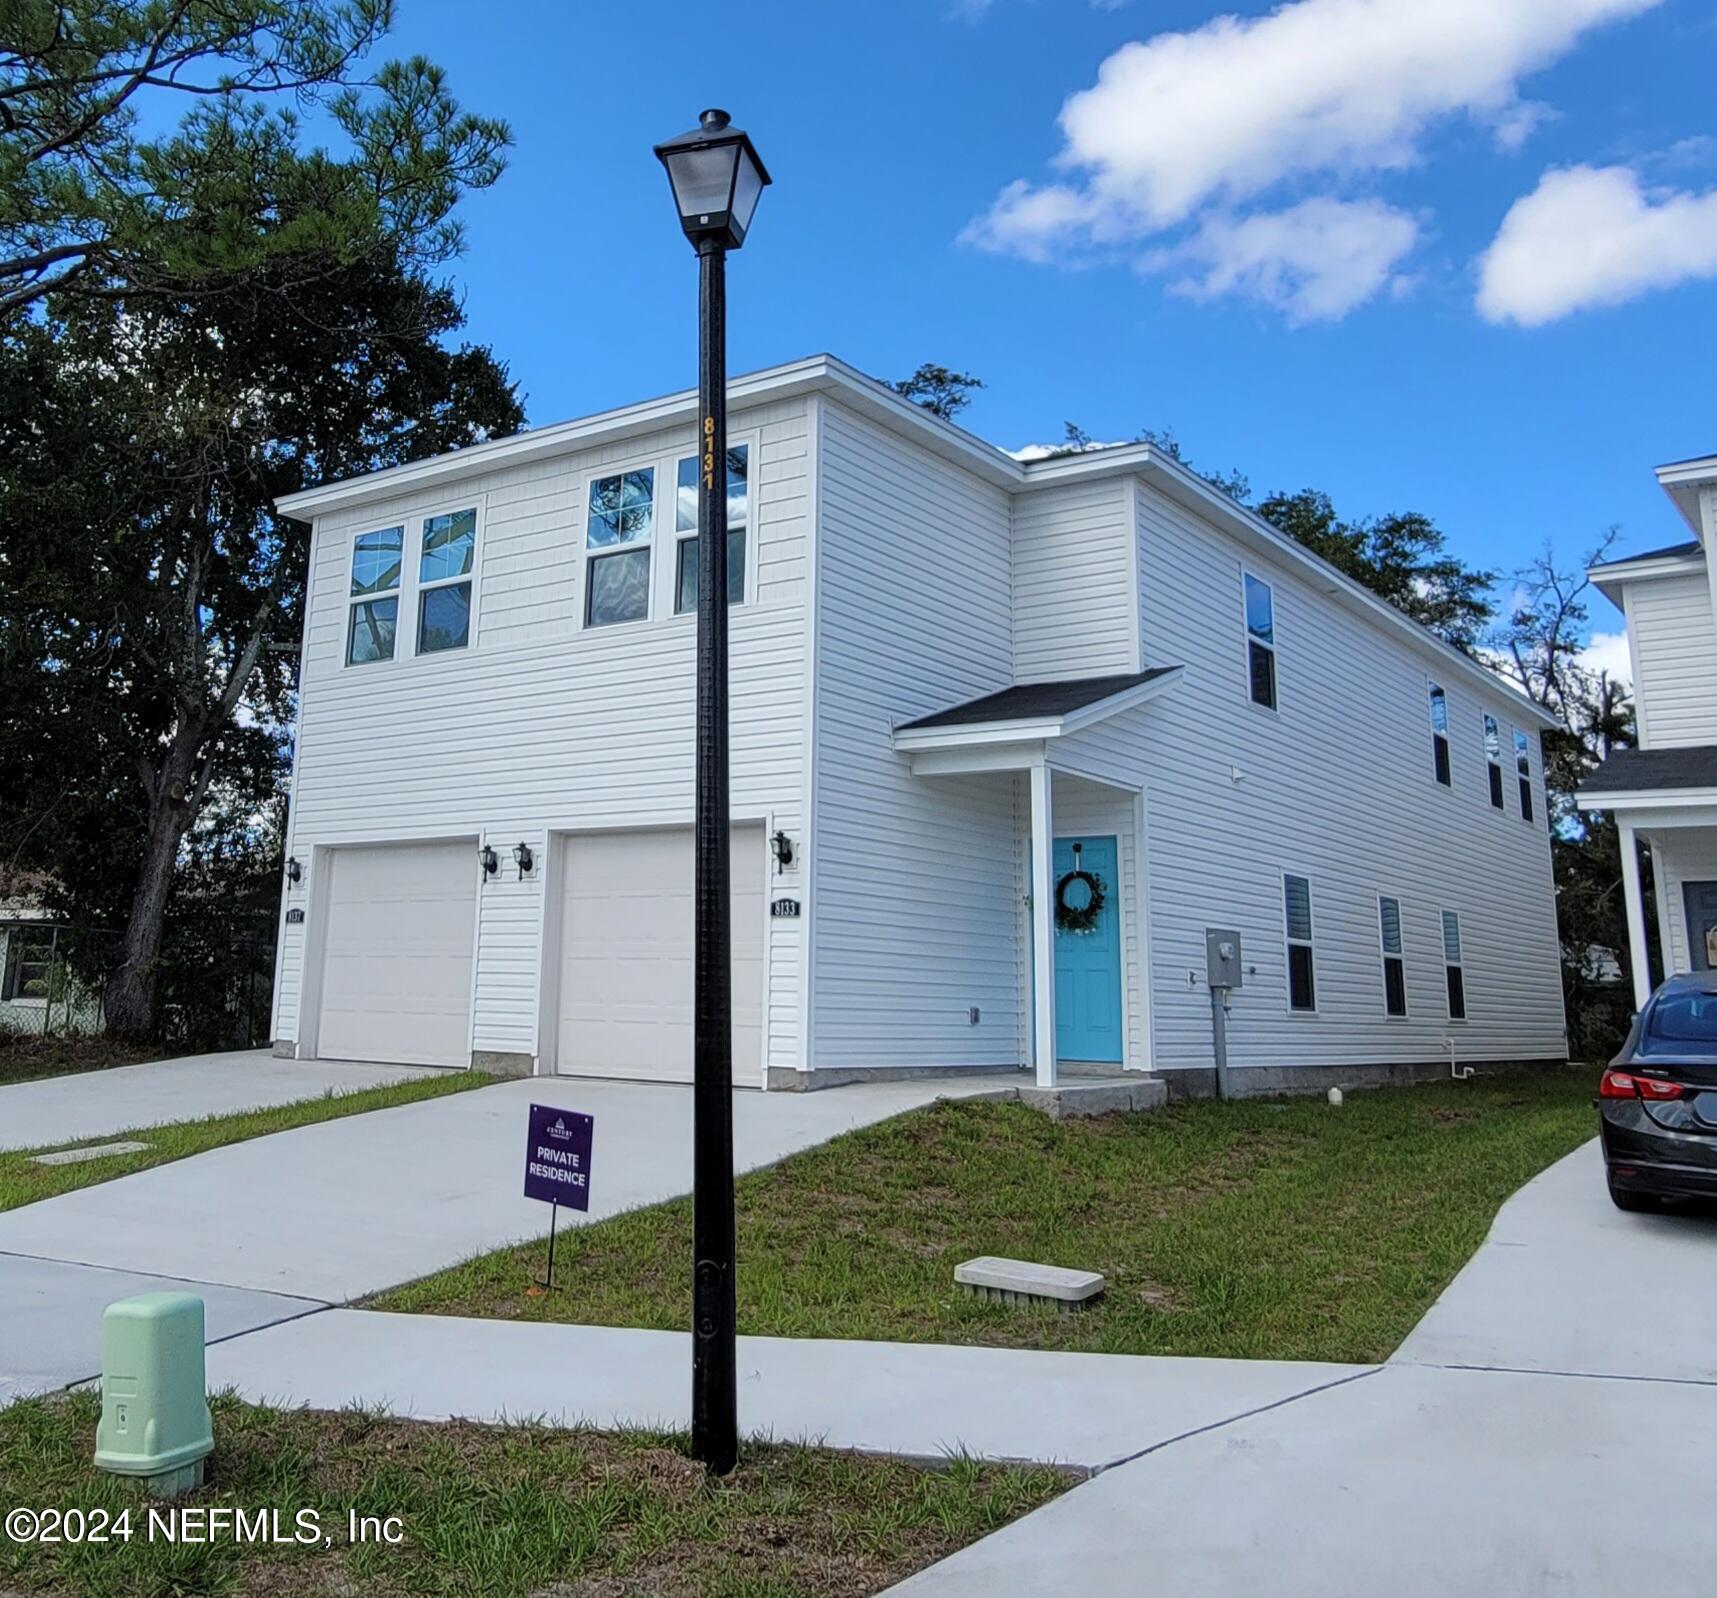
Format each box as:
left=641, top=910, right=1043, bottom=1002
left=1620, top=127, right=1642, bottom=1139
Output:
left=0, top=1072, right=494, bottom=1213
left=0, top=1035, right=172, bottom=1087
left=0, top=1391, right=1069, bottom=1598
left=378, top=1067, right=1598, bottom=1364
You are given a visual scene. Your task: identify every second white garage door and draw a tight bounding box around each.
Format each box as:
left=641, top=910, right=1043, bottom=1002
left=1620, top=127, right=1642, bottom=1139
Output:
left=555, top=825, right=765, bottom=1084
left=316, top=840, right=476, bottom=1068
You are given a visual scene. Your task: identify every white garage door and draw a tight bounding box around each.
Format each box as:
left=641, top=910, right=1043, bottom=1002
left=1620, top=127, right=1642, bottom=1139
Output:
left=317, top=841, right=476, bottom=1068
left=556, top=825, right=765, bottom=1084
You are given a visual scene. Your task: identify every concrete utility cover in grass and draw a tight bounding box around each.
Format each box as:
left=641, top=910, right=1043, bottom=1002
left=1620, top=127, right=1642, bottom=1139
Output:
left=955, top=1256, right=1106, bottom=1306
left=30, top=1140, right=150, bottom=1166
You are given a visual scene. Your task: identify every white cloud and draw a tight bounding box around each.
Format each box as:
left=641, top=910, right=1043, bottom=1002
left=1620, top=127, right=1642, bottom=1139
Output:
left=1580, top=629, right=1634, bottom=688
left=1476, top=164, right=1717, bottom=325
left=969, top=0, right=1657, bottom=254
left=1146, top=197, right=1419, bottom=324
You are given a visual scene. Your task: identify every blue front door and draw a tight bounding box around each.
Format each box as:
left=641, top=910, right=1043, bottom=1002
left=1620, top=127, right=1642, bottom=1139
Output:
left=1053, top=835, right=1123, bottom=1063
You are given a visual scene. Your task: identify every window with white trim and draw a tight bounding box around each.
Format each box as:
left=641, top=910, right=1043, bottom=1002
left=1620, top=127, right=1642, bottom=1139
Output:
left=1443, top=910, right=1467, bottom=1020
left=1, top=929, right=55, bottom=1001
left=1483, top=713, right=1504, bottom=809
left=585, top=468, right=655, bottom=628
left=1284, top=873, right=1316, bottom=1012
left=1244, top=573, right=1276, bottom=709
left=674, top=443, right=749, bottom=614
left=346, top=525, right=403, bottom=666
left=1428, top=683, right=1451, bottom=785
left=1379, top=895, right=1407, bottom=1017
left=1514, top=728, right=1534, bottom=823
left=417, top=508, right=476, bottom=654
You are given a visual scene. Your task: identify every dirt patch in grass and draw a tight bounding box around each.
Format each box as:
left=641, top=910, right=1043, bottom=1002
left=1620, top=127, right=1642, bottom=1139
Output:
left=377, top=1067, right=1599, bottom=1365
left=0, top=1034, right=170, bottom=1087
left=0, top=1392, right=1070, bottom=1598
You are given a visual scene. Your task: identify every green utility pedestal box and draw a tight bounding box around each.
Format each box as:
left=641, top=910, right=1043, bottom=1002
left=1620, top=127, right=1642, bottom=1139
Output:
left=93, top=1293, right=214, bottom=1497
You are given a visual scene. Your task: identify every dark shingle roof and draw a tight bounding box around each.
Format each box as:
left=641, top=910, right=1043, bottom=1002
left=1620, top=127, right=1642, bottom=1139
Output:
left=1601, top=539, right=1703, bottom=566
left=1581, top=745, right=1717, bottom=796
left=898, top=668, right=1179, bottom=731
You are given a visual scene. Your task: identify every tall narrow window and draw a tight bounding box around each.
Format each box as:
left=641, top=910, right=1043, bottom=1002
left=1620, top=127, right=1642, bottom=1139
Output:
left=1379, top=896, right=1407, bottom=1017
left=1483, top=714, right=1504, bottom=809
left=347, top=525, right=403, bottom=666
left=1284, top=873, right=1316, bottom=1012
left=1514, top=729, right=1534, bottom=823
left=1443, top=910, right=1467, bottom=1021
left=417, top=508, right=476, bottom=654
left=1244, top=574, right=1276, bottom=709
left=1428, top=683, right=1451, bottom=785
left=674, top=443, right=749, bottom=614
left=584, top=468, right=655, bottom=628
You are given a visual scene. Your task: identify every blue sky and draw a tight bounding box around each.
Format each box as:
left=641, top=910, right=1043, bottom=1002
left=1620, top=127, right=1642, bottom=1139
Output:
left=381, top=0, right=1716, bottom=644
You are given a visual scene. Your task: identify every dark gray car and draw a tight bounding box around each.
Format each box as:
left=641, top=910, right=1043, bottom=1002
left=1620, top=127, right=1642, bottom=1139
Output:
left=1600, top=972, right=1717, bottom=1211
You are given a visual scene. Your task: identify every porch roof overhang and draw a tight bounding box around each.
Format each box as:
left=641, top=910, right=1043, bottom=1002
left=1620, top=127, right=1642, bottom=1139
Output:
left=892, top=667, right=1183, bottom=776
left=1577, top=745, right=1717, bottom=821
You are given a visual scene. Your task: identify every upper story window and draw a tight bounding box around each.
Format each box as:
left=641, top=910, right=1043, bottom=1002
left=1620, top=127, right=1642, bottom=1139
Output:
left=1379, top=895, right=1407, bottom=1017
left=1514, top=729, right=1534, bottom=823
left=1483, top=713, right=1504, bottom=809
left=417, top=508, right=476, bottom=654
left=585, top=469, right=655, bottom=628
left=674, top=444, right=749, bottom=614
left=347, top=525, right=404, bottom=666
left=1443, top=910, right=1467, bottom=1021
left=1244, top=573, right=1277, bottom=710
left=1283, top=873, right=1316, bottom=1012
left=1428, top=683, right=1451, bottom=786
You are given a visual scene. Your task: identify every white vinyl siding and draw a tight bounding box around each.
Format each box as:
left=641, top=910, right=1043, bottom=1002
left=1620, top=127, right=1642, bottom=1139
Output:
left=1126, top=477, right=1563, bottom=1073
left=810, top=398, right=1019, bottom=1069
left=1627, top=568, right=1717, bottom=749
left=273, top=398, right=811, bottom=1068
left=1012, top=478, right=1136, bottom=683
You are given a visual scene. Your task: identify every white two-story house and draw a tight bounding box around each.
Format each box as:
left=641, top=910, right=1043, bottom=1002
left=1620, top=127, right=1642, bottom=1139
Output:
left=269, top=355, right=1566, bottom=1094
left=1580, top=451, right=1717, bottom=1007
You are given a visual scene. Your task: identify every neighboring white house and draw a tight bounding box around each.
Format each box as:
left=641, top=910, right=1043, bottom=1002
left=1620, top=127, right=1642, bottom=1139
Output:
left=268, top=354, right=1565, bottom=1094
left=1579, top=451, right=1717, bottom=1007
left=0, top=873, right=101, bottom=1037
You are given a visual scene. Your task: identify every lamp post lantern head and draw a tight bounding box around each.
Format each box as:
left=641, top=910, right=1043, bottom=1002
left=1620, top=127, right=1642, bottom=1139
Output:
left=654, top=109, right=771, bottom=251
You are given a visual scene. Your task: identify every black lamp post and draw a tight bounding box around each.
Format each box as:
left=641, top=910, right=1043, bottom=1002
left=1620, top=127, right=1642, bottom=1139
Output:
left=653, top=108, right=770, bottom=1477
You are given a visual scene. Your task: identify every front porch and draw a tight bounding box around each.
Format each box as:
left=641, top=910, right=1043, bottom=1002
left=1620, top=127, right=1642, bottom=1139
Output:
left=1580, top=746, right=1717, bottom=1006
left=894, top=670, right=1183, bottom=1089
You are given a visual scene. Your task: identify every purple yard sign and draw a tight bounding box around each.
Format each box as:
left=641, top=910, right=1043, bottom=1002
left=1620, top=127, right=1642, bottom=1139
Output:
left=524, top=1104, right=594, bottom=1213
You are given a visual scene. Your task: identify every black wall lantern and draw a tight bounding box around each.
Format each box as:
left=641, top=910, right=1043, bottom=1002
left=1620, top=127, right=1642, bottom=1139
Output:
left=770, top=830, right=794, bottom=873
left=478, top=844, right=499, bottom=878
left=284, top=857, right=302, bottom=885
left=513, top=841, right=535, bottom=875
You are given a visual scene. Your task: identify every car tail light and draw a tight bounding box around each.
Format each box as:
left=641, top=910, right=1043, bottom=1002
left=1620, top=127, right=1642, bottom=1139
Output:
left=1599, top=1069, right=1684, bottom=1100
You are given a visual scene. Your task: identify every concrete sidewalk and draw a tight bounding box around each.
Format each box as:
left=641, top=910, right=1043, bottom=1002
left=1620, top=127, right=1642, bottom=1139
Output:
left=884, top=1361, right=1717, bottom=1597
left=1396, top=1138, right=1717, bottom=1382
left=0, top=1049, right=433, bottom=1153
left=205, top=1309, right=1371, bottom=1470
left=2, top=1255, right=318, bottom=1406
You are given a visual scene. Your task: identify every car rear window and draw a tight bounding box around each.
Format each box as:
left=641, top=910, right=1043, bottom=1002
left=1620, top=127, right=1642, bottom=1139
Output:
left=1647, top=992, right=1717, bottom=1045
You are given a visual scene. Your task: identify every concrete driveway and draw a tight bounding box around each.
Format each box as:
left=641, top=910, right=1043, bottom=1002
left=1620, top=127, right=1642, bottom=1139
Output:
left=0, top=1048, right=433, bottom=1153
left=1, top=1073, right=991, bottom=1400
left=889, top=1138, right=1717, bottom=1597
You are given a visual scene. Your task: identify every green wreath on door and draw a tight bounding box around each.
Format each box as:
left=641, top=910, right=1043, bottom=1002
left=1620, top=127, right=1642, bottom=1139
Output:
left=1054, top=862, right=1107, bottom=936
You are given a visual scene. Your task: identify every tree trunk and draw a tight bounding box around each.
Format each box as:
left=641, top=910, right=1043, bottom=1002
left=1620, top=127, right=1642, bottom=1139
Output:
left=101, top=726, right=203, bottom=1042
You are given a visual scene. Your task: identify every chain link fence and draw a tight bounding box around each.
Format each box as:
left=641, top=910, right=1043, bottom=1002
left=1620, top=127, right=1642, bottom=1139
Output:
left=0, top=917, right=275, bottom=1051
